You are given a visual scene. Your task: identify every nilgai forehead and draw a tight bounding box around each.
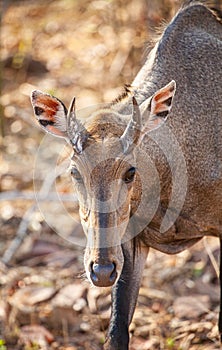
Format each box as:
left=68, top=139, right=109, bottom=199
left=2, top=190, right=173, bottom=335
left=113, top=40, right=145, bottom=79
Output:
left=72, top=137, right=128, bottom=168
left=71, top=113, right=135, bottom=173
left=83, top=110, right=128, bottom=142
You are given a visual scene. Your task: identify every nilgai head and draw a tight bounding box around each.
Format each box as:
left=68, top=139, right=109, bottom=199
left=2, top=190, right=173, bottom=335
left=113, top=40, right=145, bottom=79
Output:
left=31, top=80, right=176, bottom=287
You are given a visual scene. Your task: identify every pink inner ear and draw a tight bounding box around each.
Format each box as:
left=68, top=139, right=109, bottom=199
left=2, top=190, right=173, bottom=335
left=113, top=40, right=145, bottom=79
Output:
left=152, top=84, right=175, bottom=115
left=153, top=90, right=168, bottom=103
left=32, top=90, right=67, bottom=138
left=34, top=94, right=61, bottom=122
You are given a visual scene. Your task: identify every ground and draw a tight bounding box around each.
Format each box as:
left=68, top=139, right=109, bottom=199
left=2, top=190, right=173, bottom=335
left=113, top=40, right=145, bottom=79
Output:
left=0, top=0, right=222, bottom=349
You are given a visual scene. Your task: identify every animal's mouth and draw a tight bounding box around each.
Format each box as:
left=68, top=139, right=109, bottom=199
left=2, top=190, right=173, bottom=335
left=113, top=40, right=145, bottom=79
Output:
left=84, top=245, right=124, bottom=288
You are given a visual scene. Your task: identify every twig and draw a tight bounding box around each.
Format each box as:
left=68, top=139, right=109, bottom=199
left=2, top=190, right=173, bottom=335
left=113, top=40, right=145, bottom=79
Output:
left=1, top=204, right=37, bottom=265
left=0, top=190, right=77, bottom=202
left=1, top=159, right=73, bottom=265
left=203, top=236, right=219, bottom=278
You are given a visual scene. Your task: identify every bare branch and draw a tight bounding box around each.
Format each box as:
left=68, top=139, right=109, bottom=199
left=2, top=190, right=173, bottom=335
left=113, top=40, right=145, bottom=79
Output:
left=1, top=159, right=77, bottom=265
left=0, top=191, right=77, bottom=202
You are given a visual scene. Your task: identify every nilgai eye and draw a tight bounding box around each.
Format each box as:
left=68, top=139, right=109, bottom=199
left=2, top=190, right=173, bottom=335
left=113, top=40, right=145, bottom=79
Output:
left=71, top=168, right=82, bottom=182
left=124, top=167, right=136, bottom=184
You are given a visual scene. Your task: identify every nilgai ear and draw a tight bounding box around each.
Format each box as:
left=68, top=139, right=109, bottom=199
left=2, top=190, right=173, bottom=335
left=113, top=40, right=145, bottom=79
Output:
left=31, top=90, right=68, bottom=138
left=140, top=80, right=176, bottom=135
left=150, top=80, right=176, bottom=119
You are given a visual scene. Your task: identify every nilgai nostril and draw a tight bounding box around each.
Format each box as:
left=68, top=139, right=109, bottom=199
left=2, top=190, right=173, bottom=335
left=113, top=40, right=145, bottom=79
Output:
left=90, top=262, right=117, bottom=287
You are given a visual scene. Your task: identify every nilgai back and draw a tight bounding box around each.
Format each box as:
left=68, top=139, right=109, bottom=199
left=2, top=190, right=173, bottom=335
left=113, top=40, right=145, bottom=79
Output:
left=31, top=1, right=222, bottom=349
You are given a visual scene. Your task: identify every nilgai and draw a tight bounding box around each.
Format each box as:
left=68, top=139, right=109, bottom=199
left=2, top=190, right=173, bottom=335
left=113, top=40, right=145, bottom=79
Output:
left=31, top=1, right=222, bottom=349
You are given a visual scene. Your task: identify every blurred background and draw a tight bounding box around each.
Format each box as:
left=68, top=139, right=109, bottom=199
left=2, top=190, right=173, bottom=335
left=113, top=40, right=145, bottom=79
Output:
left=1, top=0, right=222, bottom=349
